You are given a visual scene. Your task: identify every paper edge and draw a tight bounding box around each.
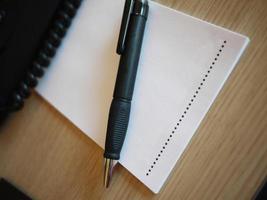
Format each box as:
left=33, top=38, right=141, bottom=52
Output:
left=150, top=0, right=249, bottom=42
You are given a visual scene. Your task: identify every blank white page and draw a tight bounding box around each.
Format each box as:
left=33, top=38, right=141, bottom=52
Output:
left=36, top=0, right=249, bottom=193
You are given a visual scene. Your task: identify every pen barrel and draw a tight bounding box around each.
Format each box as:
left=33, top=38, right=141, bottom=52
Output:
left=104, top=98, right=131, bottom=160
left=104, top=13, right=148, bottom=160
left=113, top=14, right=147, bottom=100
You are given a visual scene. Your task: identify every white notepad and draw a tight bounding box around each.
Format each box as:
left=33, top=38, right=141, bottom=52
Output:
left=36, top=0, right=249, bottom=193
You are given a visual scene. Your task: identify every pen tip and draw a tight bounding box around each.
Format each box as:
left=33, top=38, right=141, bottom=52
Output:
left=104, top=158, right=114, bottom=188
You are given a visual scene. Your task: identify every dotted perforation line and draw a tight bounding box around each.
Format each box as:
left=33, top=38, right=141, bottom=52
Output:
left=146, top=40, right=227, bottom=176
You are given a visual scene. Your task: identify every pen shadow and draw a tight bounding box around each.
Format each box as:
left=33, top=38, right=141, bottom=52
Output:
left=83, top=35, right=119, bottom=145
left=82, top=34, right=157, bottom=198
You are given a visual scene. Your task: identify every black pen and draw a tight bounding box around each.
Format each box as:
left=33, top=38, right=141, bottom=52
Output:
left=103, top=0, right=149, bottom=188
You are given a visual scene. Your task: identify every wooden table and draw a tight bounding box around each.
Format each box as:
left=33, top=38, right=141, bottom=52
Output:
left=0, top=0, right=267, bottom=199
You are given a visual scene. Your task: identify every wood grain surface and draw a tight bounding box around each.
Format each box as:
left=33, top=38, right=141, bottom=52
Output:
left=0, top=0, right=267, bottom=199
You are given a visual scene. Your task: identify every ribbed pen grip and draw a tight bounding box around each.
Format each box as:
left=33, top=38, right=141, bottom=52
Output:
left=104, top=98, right=131, bottom=160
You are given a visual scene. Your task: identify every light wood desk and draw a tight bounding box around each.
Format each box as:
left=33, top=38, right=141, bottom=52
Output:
left=0, top=0, right=266, bottom=199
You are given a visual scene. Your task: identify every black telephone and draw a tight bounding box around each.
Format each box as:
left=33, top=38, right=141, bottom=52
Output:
left=0, top=0, right=82, bottom=122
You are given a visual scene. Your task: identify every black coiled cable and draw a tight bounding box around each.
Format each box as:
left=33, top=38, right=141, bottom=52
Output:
left=8, top=0, right=82, bottom=112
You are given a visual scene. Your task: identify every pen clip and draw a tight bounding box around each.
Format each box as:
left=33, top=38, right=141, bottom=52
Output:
left=116, top=0, right=134, bottom=55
